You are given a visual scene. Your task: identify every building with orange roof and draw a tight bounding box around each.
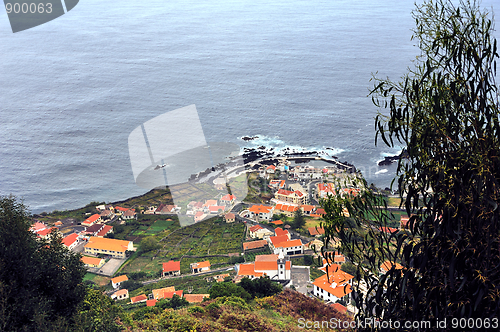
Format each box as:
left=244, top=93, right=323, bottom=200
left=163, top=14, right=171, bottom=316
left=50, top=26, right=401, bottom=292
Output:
left=270, top=220, right=284, bottom=226
left=81, top=256, right=105, bottom=268
left=130, top=294, right=147, bottom=304
left=84, top=237, right=133, bottom=258
left=224, top=213, right=235, bottom=223
left=221, top=194, right=236, bottom=205
left=275, top=189, right=306, bottom=205
left=248, top=205, right=274, bottom=222
left=114, top=206, right=129, bottom=213
left=274, top=203, right=299, bottom=217
left=111, top=275, right=128, bottom=289
left=331, top=302, right=348, bottom=314
left=301, top=205, right=316, bottom=215
left=312, top=266, right=353, bottom=304
left=184, top=294, right=209, bottom=303
left=274, top=227, right=290, bottom=239
left=266, top=165, right=276, bottom=174
left=308, top=226, right=325, bottom=236
left=379, top=226, right=399, bottom=234
left=269, top=179, right=286, bottom=190
left=380, top=261, right=404, bottom=274
left=96, top=225, right=113, bottom=237
left=30, top=222, right=47, bottom=233
left=317, top=183, right=336, bottom=199
left=146, top=299, right=157, bottom=307
left=268, top=234, right=290, bottom=250
left=208, top=205, right=226, bottom=214
left=82, top=214, right=101, bottom=227
left=243, top=239, right=269, bottom=252
left=202, top=200, right=218, bottom=209
left=244, top=250, right=291, bottom=280
left=152, top=286, right=176, bottom=300
left=194, top=211, right=206, bottom=222
left=190, top=261, right=210, bottom=274
left=272, top=239, right=304, bottom=256
left=37, top=227, right=58, bottom=239
left=237, top=263, right=265, bottom=279
left=162, top=260, right=181, bottom=277
left=249, top=224, right=273, bottom=239
left=111, top=289, right=129, bottom=301
left=62, top=233, right=80, bottom=250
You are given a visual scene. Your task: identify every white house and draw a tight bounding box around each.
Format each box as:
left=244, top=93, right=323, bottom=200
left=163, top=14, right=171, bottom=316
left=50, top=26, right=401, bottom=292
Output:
left=248, top=205, right=274, bottom=222
left=312, top=265, right=353, bottom=304
left=111, top=289, right=129, bottom=301
left=237, top=250, right=291, bottom=281
left=111, top=275, right=128, bottom=289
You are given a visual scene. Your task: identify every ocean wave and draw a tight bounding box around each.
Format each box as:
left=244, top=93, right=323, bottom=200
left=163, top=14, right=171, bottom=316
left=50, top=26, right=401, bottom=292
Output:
left=238, top=134, right=345, bottom=157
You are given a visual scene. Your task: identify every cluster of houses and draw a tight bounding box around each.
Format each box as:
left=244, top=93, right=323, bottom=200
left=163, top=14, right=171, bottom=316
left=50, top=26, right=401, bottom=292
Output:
left=30, top=204, right=141, bottom=268
left=109, top=273, right=209, bottom=306
left=186, top=194, right=237, bottom=222
left=108, top=258, right=217, bottom=306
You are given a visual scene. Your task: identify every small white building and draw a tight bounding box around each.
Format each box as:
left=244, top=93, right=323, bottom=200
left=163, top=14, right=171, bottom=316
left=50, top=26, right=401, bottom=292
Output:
left=237, top=250, right=291, bottom=281
left=312, top=265, right=353, bottom=304
left=111, top=289, right=129, bottom=301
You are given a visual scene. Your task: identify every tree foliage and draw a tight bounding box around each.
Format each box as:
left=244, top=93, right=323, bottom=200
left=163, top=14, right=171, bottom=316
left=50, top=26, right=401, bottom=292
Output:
left=209, top=282, right=251, bottom=301
left=239, top=277, right=283, bottom=298
left=138, top=236, right=160, bottom=253
left=0, top=195, right=87, bottom=331
left=322, top=0, right=500, bottom=329
left=293, top=208, right=305, bottom=230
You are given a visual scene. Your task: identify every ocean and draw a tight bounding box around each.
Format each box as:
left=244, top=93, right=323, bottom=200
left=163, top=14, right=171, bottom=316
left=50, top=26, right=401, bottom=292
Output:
left=0, top=0, right=497, bottom=213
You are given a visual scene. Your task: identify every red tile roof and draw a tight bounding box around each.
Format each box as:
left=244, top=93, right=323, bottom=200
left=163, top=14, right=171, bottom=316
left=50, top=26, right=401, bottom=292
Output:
left=184, top=294, right=209, bottom=303
left=192, top=261, right=210, bottom=269
left=163, top=260, right=181, bottom=273
left=277, top=239, right=303, bottom=248
left=86, top=214, right=101, bottom=223
left=308, top=226, right=325, bottom=236
left=274, top=227, right=289, bottom=237
left=380, top=261, right=404, bottom=272
left=221, top=194, right=236, bottom=201
left=243, top=240, right=268, bottom=251
left=301, top=205, right=315, bottom=211
left=275, top=204, right=299, bottom=212
left=238, top=263, right=264, bottom=277
left=331, top=302, right=348, bottom=314
left=146, top=299, right=157, bottom=307
left=270, top=220, right=284, bottom=225
left=96, top=225, right=113, bottom=237
left=269, top=235, right=289, bottom=247
left=111, top=275, right=128, bottom=284
left=130, top=294, right=147, bottom=303
left=249, top=225, right=264, bottom=233
left=37, top=227, right=57, bottom=237
left=379, top=227, right=399, bottom=234
left=208, top=206, right=225, bottom=213
left=115, top=206, right=129, bottom=212
left=62, top=233, right=79, bottom=247
left=249, top=205, right=273, bottom=214
left=254, top=254, right=291, bottom=271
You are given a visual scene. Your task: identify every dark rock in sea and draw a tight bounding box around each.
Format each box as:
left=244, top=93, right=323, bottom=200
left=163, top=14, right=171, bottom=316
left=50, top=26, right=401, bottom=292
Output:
left=378, top=151, right=408, bottom=166
left=242, top=136, right=259, bottom=141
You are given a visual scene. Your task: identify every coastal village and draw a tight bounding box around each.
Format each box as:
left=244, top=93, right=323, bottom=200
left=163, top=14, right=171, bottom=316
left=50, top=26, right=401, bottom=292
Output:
left=32, top=155, right=407, bottom=316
